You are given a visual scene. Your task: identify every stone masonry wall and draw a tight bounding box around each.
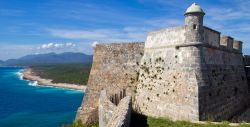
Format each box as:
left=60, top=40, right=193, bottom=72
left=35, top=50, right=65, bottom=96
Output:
left=99, top=90, right=132, bottom=127
left=145, top=26, right=186, bottom=48
left=198, top=46, right=249, bottom=121
left=106, top=96, right=132, bottom=127
left=135, top=25, right=249, bottom=122
left=99, top=90, right=116, bottom=127
left=77, top=42, right=144, bottom=124
left=203, top=27, right=220, bottom=47
left=135, top=26, right=201, bottom=121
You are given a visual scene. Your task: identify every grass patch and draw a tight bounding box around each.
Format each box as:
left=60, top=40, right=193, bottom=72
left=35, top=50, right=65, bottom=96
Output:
left=64, top=116, right=250, bottom=127
left=63, top=120, right=98, bottom=127
left=30, top=63, right=91, bottom=85
left=147, top=117, right=250, bottom=127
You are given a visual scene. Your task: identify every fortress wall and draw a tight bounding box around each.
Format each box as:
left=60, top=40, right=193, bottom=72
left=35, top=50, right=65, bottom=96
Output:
left=193, top=27, right=248, bottom=120
left=202, top=20, right=250, bottom=124
left=233, top=40, right=243, bottom=52
left=203, top=27, right=220, bottom=47
left=198, top=42, right=249, bottom=120
left=146, top=26, right=186, bottom=48
left=135, top=25, right=249, bottom=122
left=220, top=36, right=234, bottom=51
left=135, top=27, right=201, bottom=121
left=77, top=42, right=144, bottom=124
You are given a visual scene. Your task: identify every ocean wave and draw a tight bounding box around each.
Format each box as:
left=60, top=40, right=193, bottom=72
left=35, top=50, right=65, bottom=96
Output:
left=16, top=71, right=24, bottom=80
left=28, top=81, right=38, bottom=86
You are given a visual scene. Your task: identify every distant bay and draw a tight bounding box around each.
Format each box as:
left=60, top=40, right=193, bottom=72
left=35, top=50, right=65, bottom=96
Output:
left=0, top=67, right=84, bottom=127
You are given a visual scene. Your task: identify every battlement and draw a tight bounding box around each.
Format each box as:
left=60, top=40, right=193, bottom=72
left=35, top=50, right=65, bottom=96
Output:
left=233, top=40, right=243, bottom=52
left=203, top=26, right=220, bottom=47
left=202, top=29, right=243, bottom=53
left=145, top=24, right=243, bottom=54
left=146, top=26, right=186, bottom=49
left=220, top=36, right=233, bottom=50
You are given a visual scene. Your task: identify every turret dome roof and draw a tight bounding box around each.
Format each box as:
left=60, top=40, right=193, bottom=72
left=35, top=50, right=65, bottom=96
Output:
left=185, top=3, right=205, bottom=15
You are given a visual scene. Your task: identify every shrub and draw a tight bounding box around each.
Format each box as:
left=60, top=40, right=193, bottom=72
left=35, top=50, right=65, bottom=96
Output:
left=63, top=120, right=99, bottom=127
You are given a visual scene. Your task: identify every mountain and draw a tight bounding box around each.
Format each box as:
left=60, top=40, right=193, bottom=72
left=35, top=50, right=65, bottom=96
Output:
left=0, top=60, right=3, bottom=66
left=4, top=52, right=93, bottom=66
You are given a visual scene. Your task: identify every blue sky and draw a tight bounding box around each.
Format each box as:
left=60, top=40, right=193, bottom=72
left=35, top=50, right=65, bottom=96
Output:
left=0, top=0, right=249, bottom=60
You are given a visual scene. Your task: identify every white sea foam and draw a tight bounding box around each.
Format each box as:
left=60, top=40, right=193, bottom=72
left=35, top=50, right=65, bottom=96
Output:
left=28, top=81, right=38, bottom=86
left=16, top=71, right=24, bottom=80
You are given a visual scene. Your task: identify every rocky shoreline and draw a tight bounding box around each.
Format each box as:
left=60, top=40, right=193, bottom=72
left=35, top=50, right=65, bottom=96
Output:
left=23, top=69, right=86, bottom=91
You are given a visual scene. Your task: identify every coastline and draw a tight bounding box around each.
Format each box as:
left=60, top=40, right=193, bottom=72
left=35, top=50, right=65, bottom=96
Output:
left=22, top=69, right=86, bottom=91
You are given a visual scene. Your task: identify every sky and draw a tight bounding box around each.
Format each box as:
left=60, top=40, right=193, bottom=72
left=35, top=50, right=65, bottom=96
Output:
left=0, top=0, right=249, bottom=60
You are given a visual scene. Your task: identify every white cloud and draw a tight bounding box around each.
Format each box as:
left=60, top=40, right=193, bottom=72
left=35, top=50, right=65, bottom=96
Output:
left=66, top=42, right=76, bottom=47
left=47, top=29, right=112, bottom=40
left=45, top=0, right=249, bottom=51
left=0, top=42, right=95, bottom=60
left=0, top=44, right=35, bottom=60
left=47, top=28, right=145, bottom=42
left=46, top=18, right=182, bottom=42
left=144, top=18, right=183, bottom=29
left=48, top=24, right=180, bottom=44
left=91, top=41, right=99, bottom=48
left=37, top=42, right=76, bottom=50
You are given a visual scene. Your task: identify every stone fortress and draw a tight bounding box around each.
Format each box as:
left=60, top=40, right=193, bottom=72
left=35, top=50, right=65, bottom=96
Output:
left=76, top=3, right=250, bottom=127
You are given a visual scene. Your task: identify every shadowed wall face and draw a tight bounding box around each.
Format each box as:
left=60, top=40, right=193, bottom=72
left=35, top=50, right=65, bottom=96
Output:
left=198, top=47, right=248, bottom=121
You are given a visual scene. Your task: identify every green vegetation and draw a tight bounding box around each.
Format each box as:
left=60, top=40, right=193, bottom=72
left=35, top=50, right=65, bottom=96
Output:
left=132, top=112, right=248, bottom=127
left=147, top=117, right=250, bottom=127
left=30, top=63, right=91, bottom=85
left=63, top=120, right=98, bottom=127
left=63, top=120, right=99, bottom=127
left=63, top=116, right=250, bottom=127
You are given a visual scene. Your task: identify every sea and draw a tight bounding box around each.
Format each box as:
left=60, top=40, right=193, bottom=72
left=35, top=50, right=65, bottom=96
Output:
left=0, top=67, right=84, bottom=127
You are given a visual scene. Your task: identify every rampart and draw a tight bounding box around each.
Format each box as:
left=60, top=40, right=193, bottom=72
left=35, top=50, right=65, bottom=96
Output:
left=76, top=42, right=144, bottom=124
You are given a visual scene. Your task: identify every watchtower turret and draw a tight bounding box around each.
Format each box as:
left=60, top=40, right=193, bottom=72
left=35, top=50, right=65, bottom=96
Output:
left=184, top=3, right=205, bottom=42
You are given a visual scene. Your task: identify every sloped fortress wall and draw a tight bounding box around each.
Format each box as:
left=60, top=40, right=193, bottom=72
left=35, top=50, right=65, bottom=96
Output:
left=135, top=26, right=201, bottom=121
left=77, top=42, right=144, bottom=124
left=198, top=35, right=249, bottom=121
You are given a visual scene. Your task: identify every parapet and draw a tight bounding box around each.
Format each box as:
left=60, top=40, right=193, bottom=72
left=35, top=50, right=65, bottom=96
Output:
left=99, top=90, right=132, bottom=127
left=95, top=42, right=144, bottom=51
left=233, top=40, right=243, bottom=53
left=203, top=26, right=220, bottom=47
left=220, top=36, right=234, bottom=51
left=219, top=36, right=243, bottom=53
left=146, top=26, right=186, bottom=49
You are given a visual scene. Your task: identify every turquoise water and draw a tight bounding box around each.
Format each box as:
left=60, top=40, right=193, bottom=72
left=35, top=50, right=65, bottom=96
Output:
left=0, top=67, right=84, bottom=127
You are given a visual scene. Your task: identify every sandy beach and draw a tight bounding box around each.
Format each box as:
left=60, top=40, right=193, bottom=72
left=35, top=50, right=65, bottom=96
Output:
left=23, top=69, right=86, bottom=91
